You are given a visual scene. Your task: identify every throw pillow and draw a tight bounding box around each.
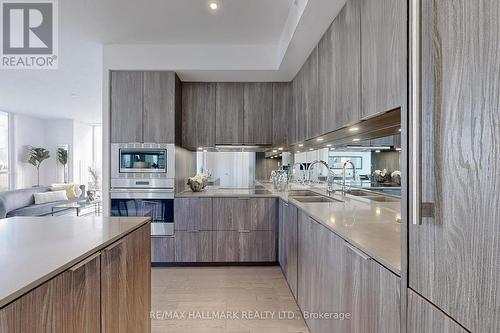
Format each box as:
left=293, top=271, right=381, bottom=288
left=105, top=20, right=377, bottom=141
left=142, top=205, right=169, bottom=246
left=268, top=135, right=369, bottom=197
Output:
left=34, top=190, right=68, bottom=205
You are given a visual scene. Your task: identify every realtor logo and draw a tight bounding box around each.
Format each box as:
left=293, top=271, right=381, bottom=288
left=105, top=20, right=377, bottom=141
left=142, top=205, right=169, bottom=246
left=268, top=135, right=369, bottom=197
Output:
left=1, top=0, right=58, bottom=69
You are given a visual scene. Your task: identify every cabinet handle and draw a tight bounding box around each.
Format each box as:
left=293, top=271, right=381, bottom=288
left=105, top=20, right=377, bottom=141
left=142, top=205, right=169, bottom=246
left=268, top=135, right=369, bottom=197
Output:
left=283, top=202, right=289, bottom=207
left=103, top=238, right=125, bottom=252
left=69, top=252, right=100, bottom=272
left=345, top=242, right=371, bottom=261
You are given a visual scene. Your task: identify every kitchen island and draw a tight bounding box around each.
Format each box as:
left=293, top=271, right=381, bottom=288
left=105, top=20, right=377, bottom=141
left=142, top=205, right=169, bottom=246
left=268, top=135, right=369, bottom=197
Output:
left=0, top=216, right=151, bottom=332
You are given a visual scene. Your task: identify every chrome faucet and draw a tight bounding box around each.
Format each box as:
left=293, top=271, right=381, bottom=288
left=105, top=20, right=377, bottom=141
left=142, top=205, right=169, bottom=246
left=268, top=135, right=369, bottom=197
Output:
left=342, top=160, right=357, bottom=195
left=289, top=162, right=307, bottom=185
left=308, top=160, right=335, bottom=196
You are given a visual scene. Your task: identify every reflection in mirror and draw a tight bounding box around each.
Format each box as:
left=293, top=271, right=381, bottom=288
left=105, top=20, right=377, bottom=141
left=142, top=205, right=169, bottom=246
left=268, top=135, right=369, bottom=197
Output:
left=56, top=144, right=69, bottom=183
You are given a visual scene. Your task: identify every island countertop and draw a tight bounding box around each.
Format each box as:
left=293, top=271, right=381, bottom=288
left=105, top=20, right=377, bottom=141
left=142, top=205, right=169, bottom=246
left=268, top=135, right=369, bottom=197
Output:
left=0, top=216, right=150, bottom=308
left=177, top=185, right=401, bottom=275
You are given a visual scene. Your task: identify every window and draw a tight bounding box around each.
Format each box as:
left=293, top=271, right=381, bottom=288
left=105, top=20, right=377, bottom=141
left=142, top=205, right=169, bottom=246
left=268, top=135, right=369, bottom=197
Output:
left=0, top=112, right=9, bottom=191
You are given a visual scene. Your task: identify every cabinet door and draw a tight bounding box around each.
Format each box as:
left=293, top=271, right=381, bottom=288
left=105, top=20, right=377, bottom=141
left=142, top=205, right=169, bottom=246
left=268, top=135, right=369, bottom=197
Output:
left=110, top=71, right=143, bottom=143
left=249, top=198, right=277, bottom=231
left=410, top=1, right=500, bottom=332
left=175, top=198, right=213, bottom=231
left=243, top=82, right=273, bottom=145
left=280, top=201, right=298, bottom=299
left=293, top=47, right=320, bottom=142
left=319, top=0, right=361, bottom=132
left=62, top=254, right=101, bottom=333
left=0, top=273, right=65, bottom=332
left=182, top=82, right=216, bottom=149
left=151, top=236, right=175, bottom=263
left=407, top=290, right=466, bottom=333
left=360, top=0, right=406, bottom=118
left=213, top=230, right=275, bottom=262
left=342, top=242, right=400, bottom=333
left=272, top=82, right=291, bottom=146
left=213, top=197, right=251, bottom=231
left=101, top=224, right=151, bottom=333
left=215, top=83, right=244, bottom=144
left=175, top=231, right=213, bottom=262
left=143, top=71, right=176, bottom=143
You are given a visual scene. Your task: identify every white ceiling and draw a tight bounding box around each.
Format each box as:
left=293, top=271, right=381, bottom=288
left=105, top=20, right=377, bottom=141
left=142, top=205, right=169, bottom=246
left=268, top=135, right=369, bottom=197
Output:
left=0, top=0, right=345, bottom=123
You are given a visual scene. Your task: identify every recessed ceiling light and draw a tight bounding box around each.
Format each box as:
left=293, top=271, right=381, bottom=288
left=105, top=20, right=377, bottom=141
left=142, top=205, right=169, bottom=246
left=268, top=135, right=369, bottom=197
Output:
left=316, top=138, right=324, bottom=142
left=298, top=144, right=304, bottom=147
left=203, top=149, right=207, bottom=152
left=296, top=151, right=301, bottom=153
left=309, top=148, right=314, bottom=151
left=197, top=147, right=203, bottom=150
left=353, top=138, right=360, bottom=142
left=398, top=128, right=402, bottom=132
left=396, top=148, right=402, bottom=151
left=278, top=147, right=284, bottom=151
left=272, top=150, right=277, bottom=153
left=375, top=150, right=381, bottom=153
left=209, top=1, right=218, bottom=10
left=349, top=127, right=360, bottom=132
left=270, top=156, right=274, bottom=159
left=330, top=147, right=335, bottom=151
left=326, top=144, right=332, bottom=147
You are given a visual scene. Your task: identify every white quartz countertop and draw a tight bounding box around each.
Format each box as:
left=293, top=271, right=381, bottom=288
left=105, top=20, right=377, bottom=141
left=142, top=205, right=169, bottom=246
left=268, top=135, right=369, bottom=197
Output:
left=0, top=216, right=150, bottom=308
left=177, top=185, right=401, bottom=275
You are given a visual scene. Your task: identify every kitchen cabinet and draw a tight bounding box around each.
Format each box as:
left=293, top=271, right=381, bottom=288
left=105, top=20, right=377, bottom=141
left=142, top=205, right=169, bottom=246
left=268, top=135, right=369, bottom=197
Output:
left=110, top=71, right=143, bottom=143
left=151, top=236, right=175, bottom=263
left=243, top=82, right=273, bottom=145
left=213, top=230, right=276, bottom=262
left=101, top=224, right=151, bottom=333
left=297, top=211, right=400, bottom=333
left=175, top=231, right=213, bottom=262
left=215, top=83, right=245, bottom=144
left=360, top=0, right=406, bottom=119
left=272, top=82, right=291, bottom=146
left=143, top=71, right=178, bottom=143
left=409, top=0, right=500, bottom=332
left=292, top=47, right=320, bottom=143
left=175, top=198, right=213, bottom=231
left=318, top=0, right=361, bottom=132
left=213, top=197, right=276, bottom=231
left=110, top=71, right=180, bottom=144
left=278, top=200, right=298, bottom=299
left=407, top=290, right=466, bottom=333
left=181, top=82, right=216, bottom=149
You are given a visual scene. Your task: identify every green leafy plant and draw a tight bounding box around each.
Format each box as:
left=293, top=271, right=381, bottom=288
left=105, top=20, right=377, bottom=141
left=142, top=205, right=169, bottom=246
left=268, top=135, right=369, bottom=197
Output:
left=57, top=147, right=68, bottom=183
left=27, top=146, right=50, bottom=186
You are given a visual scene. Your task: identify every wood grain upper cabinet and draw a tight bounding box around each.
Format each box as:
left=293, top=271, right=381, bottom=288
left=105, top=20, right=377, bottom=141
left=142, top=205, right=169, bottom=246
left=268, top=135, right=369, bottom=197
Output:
left=360, top=0, right=406, bottom=118
left=110, top=71, right=143, bottom=143
left=215, top=83, right=245, bottom=144
left=319, top=0, right=361, bottom=132
left=181, top=82, right=216, bottom=149
left=101, top=224, right=151, bottom=333
left=272, top=83, right=291, bottom=146
left=243, top=83, right=273, bottom=145
left=143, top=71, right=177, bottom=143
left=293, top=47, right=320, bottom=142
left=410, top=1, right=500, bottom=332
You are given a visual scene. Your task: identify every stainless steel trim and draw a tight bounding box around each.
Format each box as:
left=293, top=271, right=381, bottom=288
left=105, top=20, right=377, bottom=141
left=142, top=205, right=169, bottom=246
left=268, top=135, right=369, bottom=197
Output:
left=410, top=0, right=422, bottom=225
left=69, top=252, right=101, bottom=272
left=110, top=188, right=174, bottom=199
left=345, top=242, right=371, bottom=260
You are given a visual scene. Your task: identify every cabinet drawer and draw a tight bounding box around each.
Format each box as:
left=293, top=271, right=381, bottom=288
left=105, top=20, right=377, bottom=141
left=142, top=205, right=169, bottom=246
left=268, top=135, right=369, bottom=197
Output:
left=213, top=231, right=276, bottom=262
left=175, top=231, right=213, bottom=263
left=151, top=236, right=175, bottom=263
left=213, top=197, right=277, bottom=231
left=175, top=198, right=213, bottom=231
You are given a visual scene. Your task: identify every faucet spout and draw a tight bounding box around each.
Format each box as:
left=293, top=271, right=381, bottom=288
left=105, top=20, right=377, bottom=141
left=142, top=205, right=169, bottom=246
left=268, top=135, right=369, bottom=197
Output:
left=342, top=160, right=357, bottom=195
left=307, top=160, right=335, bottom=195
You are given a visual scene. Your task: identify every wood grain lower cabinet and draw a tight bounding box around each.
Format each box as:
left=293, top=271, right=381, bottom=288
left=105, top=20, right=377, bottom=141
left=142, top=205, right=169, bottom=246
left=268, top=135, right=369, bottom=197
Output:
left=175, top=231, right=213, bottom=262
left=278, top=200, right=298, bottom=299
left=151, top=236, right=175, bottom=263
left=175, top=198, right=213, bottom=231
left=213, top=197, right=276, bottom=231
left=297, top=211, right=400, bottom=333
left=101, top=224, right=151, bottom=333
left=407, top=290, right=466, bottom=333
left=213, top=231, right=276, bottom=262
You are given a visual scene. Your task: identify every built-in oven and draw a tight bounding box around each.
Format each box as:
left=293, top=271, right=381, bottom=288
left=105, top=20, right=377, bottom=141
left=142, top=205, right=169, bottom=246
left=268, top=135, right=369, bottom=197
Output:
left=111, top=143, right=175, bottom=189
left=110, top=188, right=174, bottom=236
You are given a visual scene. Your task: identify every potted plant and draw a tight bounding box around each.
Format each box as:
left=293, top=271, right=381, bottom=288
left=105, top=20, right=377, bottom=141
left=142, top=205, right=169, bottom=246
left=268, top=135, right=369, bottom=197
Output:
left=27, top=146, right=50, bottom=186
left=57, top=147, right=68, bottom=183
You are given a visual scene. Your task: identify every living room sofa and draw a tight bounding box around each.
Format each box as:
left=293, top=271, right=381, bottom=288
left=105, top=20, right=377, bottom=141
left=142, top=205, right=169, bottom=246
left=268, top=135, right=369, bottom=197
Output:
left=0, top=185, right=85, bottom=218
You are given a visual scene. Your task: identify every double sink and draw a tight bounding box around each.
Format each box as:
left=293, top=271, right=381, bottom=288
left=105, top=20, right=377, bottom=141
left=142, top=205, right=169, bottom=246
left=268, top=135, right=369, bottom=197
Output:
left=288, top=189, right=399, bottom=203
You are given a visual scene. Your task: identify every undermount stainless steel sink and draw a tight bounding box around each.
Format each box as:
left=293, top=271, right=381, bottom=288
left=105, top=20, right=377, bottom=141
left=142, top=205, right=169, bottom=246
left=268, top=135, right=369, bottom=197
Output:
left=293, top=196, right=342, bottom=203
left=287, top=190, right=319, bottom=197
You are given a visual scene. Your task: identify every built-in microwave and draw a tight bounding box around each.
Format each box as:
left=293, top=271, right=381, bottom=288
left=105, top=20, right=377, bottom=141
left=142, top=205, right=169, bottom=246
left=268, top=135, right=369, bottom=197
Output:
left=111, top=143, right=175, bottom=189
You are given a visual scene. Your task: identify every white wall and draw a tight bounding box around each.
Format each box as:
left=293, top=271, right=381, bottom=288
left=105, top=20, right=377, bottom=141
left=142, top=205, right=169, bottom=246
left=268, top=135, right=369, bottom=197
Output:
left=73, top=121, right=94, bottom=187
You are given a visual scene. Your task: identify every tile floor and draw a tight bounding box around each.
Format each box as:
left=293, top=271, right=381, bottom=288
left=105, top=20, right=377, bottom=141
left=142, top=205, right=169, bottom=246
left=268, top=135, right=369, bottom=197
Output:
left=151, top=266, right=310, bottom=333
